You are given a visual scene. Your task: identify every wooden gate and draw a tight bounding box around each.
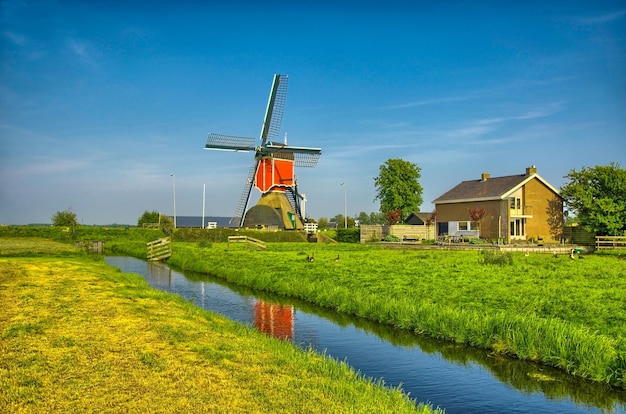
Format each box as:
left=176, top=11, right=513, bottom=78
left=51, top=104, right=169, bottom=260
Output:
left=227, top=235, right=266, bottom=250
left=147, top=237, right=172, bottom=261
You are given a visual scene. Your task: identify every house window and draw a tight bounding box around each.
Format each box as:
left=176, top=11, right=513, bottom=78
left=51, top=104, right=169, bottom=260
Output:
left=510, top=197, right=521, bottom=210
left=458, top=221, right=478, bottom=231
left=509, top=219, right=526, bottom=237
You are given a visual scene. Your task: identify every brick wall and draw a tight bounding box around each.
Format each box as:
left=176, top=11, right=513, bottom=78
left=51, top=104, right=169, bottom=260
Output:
left=435, top=200, right=505, bottom=240
left=522, top=179, right=563, bottom=241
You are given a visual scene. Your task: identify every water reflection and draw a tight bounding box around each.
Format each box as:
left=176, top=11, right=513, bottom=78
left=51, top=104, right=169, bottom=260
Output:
left=106, top=256, right=626, bottom=414
left=254, top=301, right=294, bottom=341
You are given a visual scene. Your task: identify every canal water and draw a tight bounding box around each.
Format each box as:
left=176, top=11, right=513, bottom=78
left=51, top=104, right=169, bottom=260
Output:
left=105, top=256, right=626, bottom=414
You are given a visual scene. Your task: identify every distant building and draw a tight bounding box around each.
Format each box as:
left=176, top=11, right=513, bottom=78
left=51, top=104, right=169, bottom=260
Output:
left=168, top=216, right=233, bottom=229
left=403, top=212, right=433, bottom=225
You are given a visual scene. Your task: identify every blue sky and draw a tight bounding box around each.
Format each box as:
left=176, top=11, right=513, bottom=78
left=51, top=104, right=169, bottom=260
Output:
left=1, top=1, right=625, bottom=225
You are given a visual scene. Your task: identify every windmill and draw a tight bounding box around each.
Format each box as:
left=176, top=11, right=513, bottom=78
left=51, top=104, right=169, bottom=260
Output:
left=204, top=74, right=321, bottom=229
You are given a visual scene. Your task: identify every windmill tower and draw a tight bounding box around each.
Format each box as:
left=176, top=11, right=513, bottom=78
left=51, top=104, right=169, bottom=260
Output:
left=204, top=74, right=321, bottom=229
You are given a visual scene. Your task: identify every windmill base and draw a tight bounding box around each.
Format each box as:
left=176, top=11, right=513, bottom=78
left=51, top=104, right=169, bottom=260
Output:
left=242, top=191, right=304, bottom=230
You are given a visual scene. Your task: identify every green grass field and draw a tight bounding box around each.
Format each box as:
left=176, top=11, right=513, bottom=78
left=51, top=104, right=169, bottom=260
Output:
left=148, top=241, right=626, bottom=387
left=0, top=238, right=438, bottom=413
left=2, top=225, right=625, bottom=388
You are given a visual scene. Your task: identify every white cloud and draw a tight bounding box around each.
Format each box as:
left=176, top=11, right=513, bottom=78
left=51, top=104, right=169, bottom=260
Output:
left=575, top=9, right=626, bottom=25
left=384, top=95, right=476, bottom=110
left=4, top=30, right=27, bottom=46
left=66, top=38, right=101, bottom=69
left=9, top=157, right=90, bottom=176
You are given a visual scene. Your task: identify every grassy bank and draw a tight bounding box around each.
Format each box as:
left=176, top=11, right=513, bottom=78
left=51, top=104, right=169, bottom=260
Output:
left=115, top=240, right=626, bottom=388
left=0, top=239, right=437, bottom=413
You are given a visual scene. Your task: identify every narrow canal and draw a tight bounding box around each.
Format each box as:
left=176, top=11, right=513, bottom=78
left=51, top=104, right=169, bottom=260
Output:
left=105, top=256, right=626, bottom=414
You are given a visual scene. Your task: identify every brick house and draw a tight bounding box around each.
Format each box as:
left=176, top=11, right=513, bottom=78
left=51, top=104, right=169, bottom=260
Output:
left=433, top=166, right=563, bottom=243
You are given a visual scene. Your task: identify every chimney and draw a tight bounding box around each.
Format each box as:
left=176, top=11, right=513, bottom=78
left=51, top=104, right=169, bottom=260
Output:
left=481, top=172, right=490, bottom=181
left=526, top=165, right=537, bottom=176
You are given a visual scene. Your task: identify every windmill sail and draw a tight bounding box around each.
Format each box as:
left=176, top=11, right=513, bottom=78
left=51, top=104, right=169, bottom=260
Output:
left=260, top=74, right=288, bottom=144
left=231, top=162, right=259, bottom=227
left=205, top=133, right=256, bottom=151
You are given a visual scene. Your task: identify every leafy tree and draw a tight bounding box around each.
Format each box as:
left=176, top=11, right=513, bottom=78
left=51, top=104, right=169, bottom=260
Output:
left=138, top=210, right=160, bottom=227
left=385, top=209, right=402, bottom=225
left=425, top=211, right=437, bottom=239
left=368, top=211, right=386, bottom=224
left=374, top=159, right=423, bottom=221
left=137, top=210, right=174, bottom=234
left=333, top=214, right=355, bottom=228
left=317, top=217, right=329, bottom=230
left=560, top=163, right=626, bottom=236
left=355, top=211, right=387, bottom=225
left=159, top=215, right=174, bottom=234
left=469, top=208, right=487, bottom=235
left=51, top=209, right=78, bottom=227
left=356, top=211, right=370, bottom=225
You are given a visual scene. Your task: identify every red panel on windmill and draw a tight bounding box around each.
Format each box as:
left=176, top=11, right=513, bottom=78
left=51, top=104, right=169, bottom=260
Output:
left=256, top=157, right=294, bottom=193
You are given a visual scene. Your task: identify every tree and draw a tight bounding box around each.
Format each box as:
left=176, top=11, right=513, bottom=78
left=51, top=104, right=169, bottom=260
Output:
left=51, top=209, right=78, bottom=227
left=468, top=208, right=487, bottom=236
left=368, top=211, right=386, bottom=224
left=374, top=159, right=423, bottom=222
left=317, top=217, right=330, bottom=230
left=560, top=163, right=626, bottom=236
left=138, top=210, right=160, bottom=227
left=137, top=210, right=173, bottom=234
left=425, top=211, right=437, bottom=239
left=385, top=209, right=402, bottom=225
left=356, top=211, right=370, bottom=225
left=333, top=214, right=355, bottom=228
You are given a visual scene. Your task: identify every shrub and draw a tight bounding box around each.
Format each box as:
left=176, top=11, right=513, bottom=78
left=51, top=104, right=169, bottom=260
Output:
left=382, top=235, right=400, bottom=242
left=480, top=249, right=513, bottom=266
left=336, top=228, right=360, bottom=243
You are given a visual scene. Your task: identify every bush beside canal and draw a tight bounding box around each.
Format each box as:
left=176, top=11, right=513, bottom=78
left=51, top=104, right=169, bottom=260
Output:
left=0, top=239, right=438, bottom=413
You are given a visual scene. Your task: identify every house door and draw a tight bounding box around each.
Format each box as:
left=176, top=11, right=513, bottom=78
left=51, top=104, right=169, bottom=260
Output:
left=438, top=222, right=448, bottom=236
left=510, top=218, right=526, bottom=240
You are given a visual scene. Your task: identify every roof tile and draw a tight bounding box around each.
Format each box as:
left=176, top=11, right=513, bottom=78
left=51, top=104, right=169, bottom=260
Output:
left=434, top=174, right=527, bottom=203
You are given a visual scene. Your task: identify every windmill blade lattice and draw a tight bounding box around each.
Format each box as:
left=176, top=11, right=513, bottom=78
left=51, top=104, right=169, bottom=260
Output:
left=231, top=162, right=259, bottom=226
left=205, top=133, right=256, bottom=151
left=260, top=74, right=288, bottom=143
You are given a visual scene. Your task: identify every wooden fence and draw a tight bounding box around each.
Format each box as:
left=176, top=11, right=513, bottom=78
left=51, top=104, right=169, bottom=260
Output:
left=147, top=237, right=172, bottom=261
left=360, top=224, right=435, bottom=243
left=562, top=226, right=596, bottom=246
left=596, top=236, right=626, bottom=250
left=227, top=235, right=266, bottom=250
left=75, top=240, right=104, bottom=253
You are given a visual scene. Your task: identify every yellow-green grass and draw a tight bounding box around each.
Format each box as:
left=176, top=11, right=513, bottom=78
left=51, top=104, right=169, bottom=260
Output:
left=146, top=241, right=626, bottom=388
left=0, top=237, right=80, bottom=256
left=0, top=241, right=437, bottom=413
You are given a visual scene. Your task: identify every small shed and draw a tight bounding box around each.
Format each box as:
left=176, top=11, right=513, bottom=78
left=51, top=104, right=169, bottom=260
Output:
left=404, top=212, right=433, bottom=225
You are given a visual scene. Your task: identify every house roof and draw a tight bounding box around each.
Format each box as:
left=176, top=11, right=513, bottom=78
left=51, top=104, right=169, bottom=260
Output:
left=404, top=212, right=433, bottom=225
left=433, top=172, right=560, bottom=204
